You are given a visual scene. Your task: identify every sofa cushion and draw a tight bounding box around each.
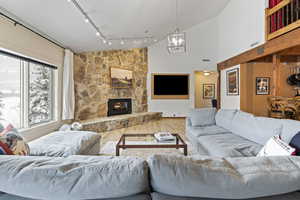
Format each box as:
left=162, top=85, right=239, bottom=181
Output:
left=150, top=192, right=300, bottom=200
left=215, top=109, right=237, bottom=130
left=0, top=193, right=151, bottom=200
left=29, top=131, right=100, bottom=157
left=231, top=111, right=282, bottom=145
left=0, top=155, right=149, bottom=200
left=148, top=154, right=300, bottom=199
left=188, top=125, right=229, bottom=138
left=197, top=133, right=262, bottom=157
left=188, top=108, right=216, bottom=127
left=281, top=119, right=300, bottom=144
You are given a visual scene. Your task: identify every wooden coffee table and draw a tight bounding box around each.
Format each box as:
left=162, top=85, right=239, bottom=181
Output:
left=116, top=133, right=187, bottom=156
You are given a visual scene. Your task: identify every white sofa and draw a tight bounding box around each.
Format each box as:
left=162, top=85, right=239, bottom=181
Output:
left=28, top=131, right=101, bottom=157
left=186, top=109, right=300, bottom=157
left=1, top=109, right=300, bottom=200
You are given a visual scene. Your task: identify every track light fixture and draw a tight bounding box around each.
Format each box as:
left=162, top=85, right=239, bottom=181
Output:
left=68, top=0, right=158, bottom=46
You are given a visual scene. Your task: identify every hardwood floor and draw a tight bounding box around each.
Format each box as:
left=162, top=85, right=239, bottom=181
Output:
left=100, top=118, right=187, bottom=157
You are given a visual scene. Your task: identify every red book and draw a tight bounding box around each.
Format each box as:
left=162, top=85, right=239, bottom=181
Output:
left=270, top=0, right=277, bottom=32
left=277, top=0, right=283, bottom=30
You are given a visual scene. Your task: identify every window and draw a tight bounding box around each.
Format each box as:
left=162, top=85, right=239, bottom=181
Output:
left=0, top=51, right=56, bottom=129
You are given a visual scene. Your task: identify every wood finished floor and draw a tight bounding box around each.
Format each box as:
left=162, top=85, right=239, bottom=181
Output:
left=100, top=118, right=186, bottom=148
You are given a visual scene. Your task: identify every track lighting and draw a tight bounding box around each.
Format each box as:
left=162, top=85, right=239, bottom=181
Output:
left=68, top=0, right=156, bottom=46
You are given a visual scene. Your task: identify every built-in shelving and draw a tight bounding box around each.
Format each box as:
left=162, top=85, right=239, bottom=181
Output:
left=266, top=0, right=300, bottom=40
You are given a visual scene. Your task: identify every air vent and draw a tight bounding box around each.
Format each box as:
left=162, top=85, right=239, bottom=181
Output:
left=257, top=46, right=265, bottom=55
left=202, top=59, right=211, bottom=62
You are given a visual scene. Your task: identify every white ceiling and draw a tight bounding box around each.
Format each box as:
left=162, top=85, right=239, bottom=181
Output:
left=0, top=0, right=229, bottom=53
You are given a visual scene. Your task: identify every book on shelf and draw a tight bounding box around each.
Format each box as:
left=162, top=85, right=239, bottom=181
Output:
left=154, top=132, right=175, bottom=142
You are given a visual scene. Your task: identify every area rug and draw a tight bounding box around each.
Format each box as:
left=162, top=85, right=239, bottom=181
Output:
left=100, top=141, right=197, bottom=158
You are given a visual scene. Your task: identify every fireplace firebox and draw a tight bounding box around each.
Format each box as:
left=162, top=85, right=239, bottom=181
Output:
left=108, top=98, right=132, bottom=116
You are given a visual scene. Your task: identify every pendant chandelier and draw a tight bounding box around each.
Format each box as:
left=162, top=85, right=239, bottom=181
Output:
left=167, top=0, right=186, bottom=53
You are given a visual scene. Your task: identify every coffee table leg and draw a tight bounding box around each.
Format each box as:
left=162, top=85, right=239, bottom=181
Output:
left=116, top=146, right=120, bottom=156
left=184, top=146, right=188, bottom=156
left=123, top=136, right=126, bottom=149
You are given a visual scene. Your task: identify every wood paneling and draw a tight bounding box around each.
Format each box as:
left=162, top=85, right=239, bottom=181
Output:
left=240, top=61, right=296, bottom=117
left=240, top=63, right=253, bottom=113
left=218, top=28, right=300, bottom=70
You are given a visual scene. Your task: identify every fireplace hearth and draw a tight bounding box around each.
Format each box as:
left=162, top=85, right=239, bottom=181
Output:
left=108, top=98, right=132, bottom=116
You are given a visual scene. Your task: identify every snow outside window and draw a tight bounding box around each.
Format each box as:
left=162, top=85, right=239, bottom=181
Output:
left=0, top=52, right=55, bottom=129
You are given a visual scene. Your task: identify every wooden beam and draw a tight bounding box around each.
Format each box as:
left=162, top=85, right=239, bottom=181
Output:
left=279, top=45, right=300, bottom=55
left=218, top=27, right=300, bottom=71
left=272, top=54, right=281, bottom=96
left=265, top=9, right=270, bottom=41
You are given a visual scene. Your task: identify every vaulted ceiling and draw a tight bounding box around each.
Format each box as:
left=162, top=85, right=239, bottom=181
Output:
left=0, top=0, right=229, bottom=52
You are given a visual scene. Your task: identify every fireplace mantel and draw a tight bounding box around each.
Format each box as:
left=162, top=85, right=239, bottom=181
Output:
left=81, top=112, right=162, bottom=133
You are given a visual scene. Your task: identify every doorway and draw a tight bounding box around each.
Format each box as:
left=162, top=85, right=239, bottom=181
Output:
left=194, top=71, right=218, bottom=108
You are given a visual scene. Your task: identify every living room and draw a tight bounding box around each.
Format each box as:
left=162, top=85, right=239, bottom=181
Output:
left=1, top=0, right=300, bottom=199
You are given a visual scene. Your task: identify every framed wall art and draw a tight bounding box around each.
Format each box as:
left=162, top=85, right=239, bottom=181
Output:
left=256, top=77, right=270, bottom=95
left=203, top=84, right=215, bottom=99
left=226, top=68, right=239, bottom=96
left=110, top=67, right=133, bottom=88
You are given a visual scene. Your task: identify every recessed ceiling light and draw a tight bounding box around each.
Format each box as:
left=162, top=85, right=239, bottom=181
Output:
left=108, top=41, right=112, bottom=46
left=120, top=40, right=125, bottom=45
left=153, top=38, right=158, bottom=42
left=67, top=0, right=71, bottom=2
left=102, top=39, right=107, bottom=44
left=84, top=18, right=89, bottom=23
left=203, top=71, right=211, bottom=76
left=96, top=32, right=100, bottom=36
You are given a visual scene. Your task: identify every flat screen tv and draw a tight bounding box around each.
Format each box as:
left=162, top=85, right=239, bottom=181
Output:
left=152, top=74, right=189, bottom=99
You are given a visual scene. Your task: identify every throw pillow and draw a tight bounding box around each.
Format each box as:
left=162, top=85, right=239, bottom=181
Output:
left=0, top=121, right=30, bottom=155
left=189, top=108, right=216, bottom=127
left=289, top=132, right=300, bottom=156
left=257, top=135, right=295, bottom=157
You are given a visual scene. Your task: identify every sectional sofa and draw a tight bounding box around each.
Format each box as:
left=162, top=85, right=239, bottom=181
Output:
left=1, top=109, right=300, bottom=200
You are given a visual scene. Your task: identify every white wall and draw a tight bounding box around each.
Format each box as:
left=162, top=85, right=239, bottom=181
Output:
left=217, top=0, right=266, bottom=62
left=148, top=0, right=266, bottom=114
left=148, top=18, right=218, bottom=117
left=221, top=65, right=240, bottom=109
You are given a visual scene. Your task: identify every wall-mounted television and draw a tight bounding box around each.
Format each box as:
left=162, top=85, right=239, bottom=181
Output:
left=151, top=74, right=189, bottom=99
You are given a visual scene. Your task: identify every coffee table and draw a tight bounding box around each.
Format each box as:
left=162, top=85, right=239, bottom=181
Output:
left=116, top=133, right=187, bottom=156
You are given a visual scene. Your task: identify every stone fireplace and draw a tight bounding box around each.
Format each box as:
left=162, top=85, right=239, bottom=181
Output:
left=108, top=98, right=132, bottom=116
left=73, top=48, right=148, bottom=121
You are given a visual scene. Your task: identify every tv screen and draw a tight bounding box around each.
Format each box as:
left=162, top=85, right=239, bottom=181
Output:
left=153, top=75, right=189, bottom=95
